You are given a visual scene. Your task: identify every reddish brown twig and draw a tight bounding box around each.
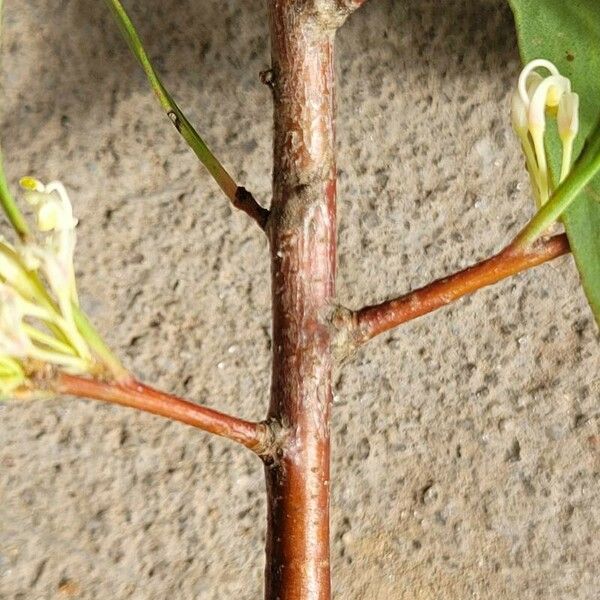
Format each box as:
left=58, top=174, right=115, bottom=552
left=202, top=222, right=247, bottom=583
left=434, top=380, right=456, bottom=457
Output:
left=50, top=3, right=577, bottom=600
left=56, top=373, right=269, bottom=453
left=264, top=1, right=338, bottom=598
left=233, top=186, right=270, bottom=230
left=346, top=234, right=570, bottom=348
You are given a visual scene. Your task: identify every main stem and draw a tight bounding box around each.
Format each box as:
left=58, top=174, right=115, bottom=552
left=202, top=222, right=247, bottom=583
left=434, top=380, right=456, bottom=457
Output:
left=265, top=2, right=338, bottom=599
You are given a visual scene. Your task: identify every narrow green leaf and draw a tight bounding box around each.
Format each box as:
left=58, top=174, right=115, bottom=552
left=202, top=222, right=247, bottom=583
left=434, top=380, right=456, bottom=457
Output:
left=106, top=0, right=238, bottom=201
left=72, top=305, right=128, bottom=380
left=0, top=0, right=30, bottom=239
left=508, top=0, right=600, bottom=324
left=0, top=150, right=30, bottom=239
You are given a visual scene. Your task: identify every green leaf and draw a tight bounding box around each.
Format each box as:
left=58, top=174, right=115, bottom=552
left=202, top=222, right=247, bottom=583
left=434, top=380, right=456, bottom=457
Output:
left=105, top=0, right=238, bottom=201
left=516, top=118, right=600, bottom=246
left=508, top=0, right=600, bottom=325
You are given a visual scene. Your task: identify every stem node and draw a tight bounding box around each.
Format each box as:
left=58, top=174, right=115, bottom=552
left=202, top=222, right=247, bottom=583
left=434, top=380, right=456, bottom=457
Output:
left=234, top=186, right=270, bottom=230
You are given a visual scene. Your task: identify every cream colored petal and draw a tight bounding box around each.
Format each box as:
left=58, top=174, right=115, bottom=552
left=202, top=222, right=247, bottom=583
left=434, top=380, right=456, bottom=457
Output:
left=518, top=59, right=559, bottom=107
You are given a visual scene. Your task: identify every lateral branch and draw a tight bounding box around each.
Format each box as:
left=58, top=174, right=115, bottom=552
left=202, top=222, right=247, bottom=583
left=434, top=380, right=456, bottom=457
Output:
left=346, top=234, right=570, bottom=348
left=57, top=373, right=269, bottom=453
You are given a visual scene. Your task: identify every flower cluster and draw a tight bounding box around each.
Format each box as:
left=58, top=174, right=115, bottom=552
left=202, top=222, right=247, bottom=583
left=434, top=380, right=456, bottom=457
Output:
left=511, top=59, right=579, bottom=207
left=0, top=179, right=98, bottom=397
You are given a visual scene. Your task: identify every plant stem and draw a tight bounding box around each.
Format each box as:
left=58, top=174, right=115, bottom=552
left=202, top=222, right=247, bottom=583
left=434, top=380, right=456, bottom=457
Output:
left=0, top=2, right=29, bottom=239
left=72, top=305, right=129, bottom=380
left=106, top=0, right=268, bottom=228
left=515, top=118, right=600, bottom=247
left=264, top=2, right=339, bottom=598
left=347, top=234, right=569, bottom=348
left=57, top=373, right=269, bottom=453
left=0, top=150, right=29, bottom=240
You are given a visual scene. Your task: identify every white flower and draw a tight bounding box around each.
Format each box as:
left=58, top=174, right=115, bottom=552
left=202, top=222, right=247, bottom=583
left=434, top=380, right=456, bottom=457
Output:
left=0, top=284, right=34, bottom=357
left=20, top=177, right=78, bottom=306
left=512, top=59, right=580, bottom=207
left=0, top=179, right=102, bottom=397
left=0, top=279, right=89, bottom=373
left=0, top=238, right=41, bottom=301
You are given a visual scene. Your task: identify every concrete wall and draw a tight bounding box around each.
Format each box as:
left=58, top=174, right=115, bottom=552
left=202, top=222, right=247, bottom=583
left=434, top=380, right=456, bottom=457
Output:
left=1, top=1, right=598, bottom=598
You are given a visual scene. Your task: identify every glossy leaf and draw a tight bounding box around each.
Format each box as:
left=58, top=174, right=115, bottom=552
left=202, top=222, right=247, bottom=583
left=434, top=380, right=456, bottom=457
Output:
left=508, top=0, right=600, bottom=325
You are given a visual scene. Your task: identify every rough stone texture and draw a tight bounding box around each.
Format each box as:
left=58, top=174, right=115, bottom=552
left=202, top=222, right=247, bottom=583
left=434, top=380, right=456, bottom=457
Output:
left=1, top=0, right=598, bottom=599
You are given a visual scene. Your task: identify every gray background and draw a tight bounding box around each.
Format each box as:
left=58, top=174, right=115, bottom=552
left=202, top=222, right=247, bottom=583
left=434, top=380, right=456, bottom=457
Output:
left=1, top=0, right=598, bottom=598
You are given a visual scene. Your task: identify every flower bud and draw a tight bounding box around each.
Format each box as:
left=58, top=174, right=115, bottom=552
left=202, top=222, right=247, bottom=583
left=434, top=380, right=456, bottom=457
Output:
left=511, top=90, right=528, bottom=137
left=557, top=92, right=580, bottom=141
left=511, top=60, right=579, bottom=206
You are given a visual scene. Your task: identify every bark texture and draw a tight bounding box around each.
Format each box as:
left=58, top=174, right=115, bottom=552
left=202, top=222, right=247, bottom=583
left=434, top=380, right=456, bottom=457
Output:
left=264, top=1, right=339, bottom=598
left=56, top=374, right=269, bottom=452
left=348, top=233, right=570, bottom=349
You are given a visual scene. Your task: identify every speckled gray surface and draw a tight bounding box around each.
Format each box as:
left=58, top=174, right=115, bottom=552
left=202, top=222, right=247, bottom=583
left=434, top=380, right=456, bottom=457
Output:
left=1, top=1, right=599, bottom=598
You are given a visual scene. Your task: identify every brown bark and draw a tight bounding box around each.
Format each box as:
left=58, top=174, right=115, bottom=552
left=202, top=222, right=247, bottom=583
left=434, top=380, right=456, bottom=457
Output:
left=2, top=2, right=585, bottom=599
left=52, top=5, right=576, bottom=600
left=264, top=2, right=340, bottom=598
left=233, top=185, right=270, bottom=230
left=347, top=234, right=570, bottom=348
left=56, top=374, right=269, bottom=453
